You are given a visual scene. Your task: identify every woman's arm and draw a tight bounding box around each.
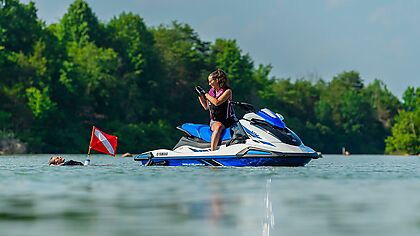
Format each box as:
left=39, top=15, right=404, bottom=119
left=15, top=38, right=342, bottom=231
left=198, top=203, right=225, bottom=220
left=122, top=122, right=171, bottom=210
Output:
left=198, top=95, right=208, bottom=110
left=205, top=89, right=232, bottom=106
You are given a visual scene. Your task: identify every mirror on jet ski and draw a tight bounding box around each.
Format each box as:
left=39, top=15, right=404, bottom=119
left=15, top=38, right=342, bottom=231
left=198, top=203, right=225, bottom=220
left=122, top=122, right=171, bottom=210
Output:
left=230, top=101, right=255, bottom=113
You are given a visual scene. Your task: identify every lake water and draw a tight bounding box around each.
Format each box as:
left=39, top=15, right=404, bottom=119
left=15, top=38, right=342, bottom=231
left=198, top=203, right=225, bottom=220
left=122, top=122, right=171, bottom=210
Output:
left=0, top=154, right=419, bottom=236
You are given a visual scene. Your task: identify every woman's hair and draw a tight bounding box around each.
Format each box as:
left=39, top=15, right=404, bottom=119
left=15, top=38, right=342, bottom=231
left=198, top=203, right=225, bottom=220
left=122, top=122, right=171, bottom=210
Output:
left=49, top=156, right=63, bottom=165
left=209, top=68, right=229, bottom=88
left=48, top=156, right=56, bottom=165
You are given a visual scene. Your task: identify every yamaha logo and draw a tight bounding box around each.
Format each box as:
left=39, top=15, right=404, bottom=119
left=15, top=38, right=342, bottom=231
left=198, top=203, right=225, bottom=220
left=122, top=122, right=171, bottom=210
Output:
left=244, top=127, right=261, bottom=139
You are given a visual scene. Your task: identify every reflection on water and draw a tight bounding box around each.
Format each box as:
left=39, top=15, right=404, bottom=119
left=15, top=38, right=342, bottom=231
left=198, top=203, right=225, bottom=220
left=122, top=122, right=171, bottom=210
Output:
left=176, top=185, right=223, bottom=223
left=263, top=178, right=275, bottom=236
left=1, top=155, right=420, bottom=236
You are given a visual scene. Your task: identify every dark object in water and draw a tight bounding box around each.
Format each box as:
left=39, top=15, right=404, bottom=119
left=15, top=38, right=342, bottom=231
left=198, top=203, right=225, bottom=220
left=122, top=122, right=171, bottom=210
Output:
left=62, top=160, right=84, bottom=166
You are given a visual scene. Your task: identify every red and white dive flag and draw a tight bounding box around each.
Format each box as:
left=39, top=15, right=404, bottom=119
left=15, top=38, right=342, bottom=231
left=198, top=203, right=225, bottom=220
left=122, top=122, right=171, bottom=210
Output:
left=89, top=126, right=118, bottom=156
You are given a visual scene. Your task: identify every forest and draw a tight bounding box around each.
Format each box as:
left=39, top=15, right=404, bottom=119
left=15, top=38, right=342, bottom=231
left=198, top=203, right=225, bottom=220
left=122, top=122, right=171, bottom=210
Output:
left=0, top=0, right=419, bottom=155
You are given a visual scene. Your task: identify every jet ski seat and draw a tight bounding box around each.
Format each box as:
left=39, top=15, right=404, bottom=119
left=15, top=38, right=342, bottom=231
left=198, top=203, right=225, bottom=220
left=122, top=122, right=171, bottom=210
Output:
left=179, top=123, right=231, bottom=143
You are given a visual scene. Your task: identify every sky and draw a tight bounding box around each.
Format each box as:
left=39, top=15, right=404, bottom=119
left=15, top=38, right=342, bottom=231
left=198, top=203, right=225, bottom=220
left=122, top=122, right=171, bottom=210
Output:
left=21, top=0, right=420, bottom=98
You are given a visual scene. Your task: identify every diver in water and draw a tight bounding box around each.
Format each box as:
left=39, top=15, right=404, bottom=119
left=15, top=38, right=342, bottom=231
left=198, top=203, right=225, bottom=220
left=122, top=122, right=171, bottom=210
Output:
left=195, top=69, right=235, bottom=151
left=48, top=156, right=84, bottom=166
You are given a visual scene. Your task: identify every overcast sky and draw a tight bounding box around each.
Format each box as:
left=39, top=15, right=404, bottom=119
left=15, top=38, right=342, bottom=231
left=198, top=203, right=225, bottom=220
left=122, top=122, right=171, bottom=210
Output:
left=22, top=0, right=420, bottom=98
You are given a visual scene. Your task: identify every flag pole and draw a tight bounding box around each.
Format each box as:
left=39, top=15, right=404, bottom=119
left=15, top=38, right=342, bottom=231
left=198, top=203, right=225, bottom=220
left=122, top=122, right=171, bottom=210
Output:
left=85, top=126, right=95, bottom=165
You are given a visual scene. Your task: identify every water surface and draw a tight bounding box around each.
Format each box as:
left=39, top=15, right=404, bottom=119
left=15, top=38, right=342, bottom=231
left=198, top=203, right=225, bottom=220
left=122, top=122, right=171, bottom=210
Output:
left=0, top=154, right=419, bottom=236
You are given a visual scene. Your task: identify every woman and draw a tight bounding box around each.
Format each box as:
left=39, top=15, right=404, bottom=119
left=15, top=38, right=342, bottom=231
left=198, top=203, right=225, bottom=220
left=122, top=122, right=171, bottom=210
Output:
left=48, top=156, right=84, bottom=166
left=196, top=69, right=235, bottom=151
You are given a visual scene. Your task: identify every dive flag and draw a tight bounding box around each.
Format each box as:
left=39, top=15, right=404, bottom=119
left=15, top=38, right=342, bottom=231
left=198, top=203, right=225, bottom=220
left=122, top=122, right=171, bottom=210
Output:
left=89, top=126, right=118, bottom=156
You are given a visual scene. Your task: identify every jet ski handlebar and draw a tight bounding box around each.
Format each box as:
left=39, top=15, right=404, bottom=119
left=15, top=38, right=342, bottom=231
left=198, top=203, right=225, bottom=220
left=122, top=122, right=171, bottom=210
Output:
left=230, top=101, right=256, bottom=112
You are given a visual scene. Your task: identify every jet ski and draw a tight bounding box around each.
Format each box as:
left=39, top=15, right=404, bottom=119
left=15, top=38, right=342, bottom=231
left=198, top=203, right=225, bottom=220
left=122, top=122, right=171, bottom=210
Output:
left=134, top=102, right=322, bottom=167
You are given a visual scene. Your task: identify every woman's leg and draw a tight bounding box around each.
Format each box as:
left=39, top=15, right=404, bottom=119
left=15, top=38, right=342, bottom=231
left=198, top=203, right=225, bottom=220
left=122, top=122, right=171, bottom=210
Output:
left=210, top=121, right=225, bottom=151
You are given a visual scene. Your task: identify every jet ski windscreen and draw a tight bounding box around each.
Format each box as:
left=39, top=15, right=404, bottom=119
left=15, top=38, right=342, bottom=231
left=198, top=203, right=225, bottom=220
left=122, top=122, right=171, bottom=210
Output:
left=254, top=121, right=303, bottom=146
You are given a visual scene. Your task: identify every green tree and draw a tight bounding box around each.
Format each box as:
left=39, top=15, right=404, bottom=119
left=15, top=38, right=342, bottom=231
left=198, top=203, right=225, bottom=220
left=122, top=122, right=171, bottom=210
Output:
left=259, top=78, right=325, bottom=150
left=57, top=0, right=104, bottom=46
left=0, top=0, right=42, bottom=53
left=364, top=79, right=401, bottom=129
left=59, top=42, right=119, bottom=122
left=106, top=12, right=161, bottom=122
left=152, top=21, right=210, bottom=124
left=385, top=110, right=420, bottom=155
left=313, top=71, right=387, bottom=153
left=111, top=120, right=177, bottom=153
left=0, top=0, right=64, bottom=152
left=261, top=78, right=320, bottom=121
left=386, top=87, right=420, bottom=154
left=209, top=39, right=259, bottom=103
left=401, top=86, right=420, bottom=112
left=16, top=41, right=56, bottom=118
left=316, top=71, right=364, bottom=127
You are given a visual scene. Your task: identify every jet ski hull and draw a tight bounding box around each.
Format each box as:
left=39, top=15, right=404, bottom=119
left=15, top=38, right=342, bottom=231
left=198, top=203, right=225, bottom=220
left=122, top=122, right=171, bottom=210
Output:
left=134, top=152, right=319, bottom=167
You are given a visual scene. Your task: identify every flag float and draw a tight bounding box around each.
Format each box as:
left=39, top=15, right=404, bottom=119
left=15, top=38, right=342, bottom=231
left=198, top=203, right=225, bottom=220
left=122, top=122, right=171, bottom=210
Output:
left=88, top=126, right=118, bottom=156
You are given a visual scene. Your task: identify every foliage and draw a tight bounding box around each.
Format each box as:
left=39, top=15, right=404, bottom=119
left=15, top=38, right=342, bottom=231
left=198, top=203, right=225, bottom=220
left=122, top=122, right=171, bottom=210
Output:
left=25, top=86, right=55, bottom=118
left=209, top=39, right=257, bottom=103
left=152, top=21, right=210, bottom=124
left=0, top=0, right=413, bottom=155
left=364, top=79, right=401, bottom=129
left=105, top=12, right=161, bottom=123
left=385, top=87, right=420, bottom=155
left=111, top=120, right=177, bottom=153
left=0, top=0, right=42, bottom=53
left=57, top=0, right=104, bottom=46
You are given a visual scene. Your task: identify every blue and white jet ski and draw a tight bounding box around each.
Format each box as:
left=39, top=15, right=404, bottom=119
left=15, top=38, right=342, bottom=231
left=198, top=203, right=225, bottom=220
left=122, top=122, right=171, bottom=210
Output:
left=134, top=102, right=321, bottom=167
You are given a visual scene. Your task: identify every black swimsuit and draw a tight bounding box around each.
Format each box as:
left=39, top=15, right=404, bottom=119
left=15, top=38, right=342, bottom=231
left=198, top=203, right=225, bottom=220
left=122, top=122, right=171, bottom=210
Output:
left=208, top=87, right=235, bottom=128
left=62, top=160, right=84, bottom=166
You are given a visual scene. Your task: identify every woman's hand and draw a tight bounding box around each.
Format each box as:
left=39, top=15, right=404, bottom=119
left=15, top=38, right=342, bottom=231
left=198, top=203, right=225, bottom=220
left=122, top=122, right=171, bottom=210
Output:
left=196, top=86, right=209, bottom=110
left=195, top=86, right=206, bottom=96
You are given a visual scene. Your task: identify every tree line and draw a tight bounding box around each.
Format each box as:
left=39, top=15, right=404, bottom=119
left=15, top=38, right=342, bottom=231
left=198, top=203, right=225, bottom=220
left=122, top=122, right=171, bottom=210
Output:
left=0, top=0, right=418, bottom=155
